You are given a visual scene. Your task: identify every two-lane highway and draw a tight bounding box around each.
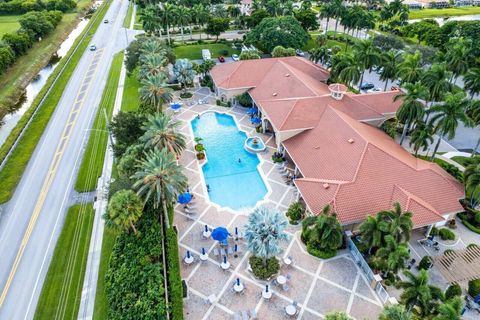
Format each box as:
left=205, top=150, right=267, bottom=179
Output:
left=0, top=0, right=129, bottom=318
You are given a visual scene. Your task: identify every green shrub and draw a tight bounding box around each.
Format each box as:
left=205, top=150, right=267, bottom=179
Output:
left=165, top=226, right=184, bottom=320
left=439, top=228, right=455, bottom=241
left=194, top=144, right=204, bottom=152
left=430, top=226, right=439, bottom=236
left=236, top=92, right=252, bottom=107
left=179, top=91, right=193, bottom=99
left=306, top=243, right=336, bottom=259
left=445, top=283, right=462, bottom=300
left=249, top=256, right=279, bottom=280
left=459, top=215, right=480, bottom=234
left=286, top=202, right=304, bottom=223
left=468, top=279, right=480, bottom=298
left=475, top=212, right=480, bottom=226
left=419, top=256, right=432, bottom=270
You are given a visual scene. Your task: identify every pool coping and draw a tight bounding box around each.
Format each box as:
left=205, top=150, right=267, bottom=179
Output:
left=186, top=110, right=273, bottom=215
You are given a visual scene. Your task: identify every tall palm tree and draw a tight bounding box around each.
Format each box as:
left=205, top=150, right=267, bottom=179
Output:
left=394, top=82, right=427, bottom=145
left=331, top=52, right=357, bottom=84
left=445, top=38, right=472, bottom=84
left=309, top=46, right=331, bottom=66
left=139, top=73, right=173, bottom=112
left=464, top=159, right=480, bottom=208
left=159, top=2, right=176, bottom=44
left=421, top=63, right=452, bottom=109
left=319, top=2, right=335, bottom=33
left=245, top=206, right=289, bottom=266
left=353, top=40, right=381, bottom=87
left=428, top=91, right=471, bottom=160
left=372, top=235, right=409, bottom=275
left=379, top=50, right=399, bottom=91
left=467, top=100, right=480, bottom=155
left=173, top=5, right=191, bottom=43
left=141, top=113, right=186, bottom=156
left=433, top=296, right=464, bottom=320
left=173, top=58, right=196, bottom=92
left=409, top=121, right=434, bottom=156
left=330, top=0, right=345, bottom=38
left=379, top=304, right=413, bottom=320
left=397, top=51, right=423, bottom=85
left=105, top=190, right=143, bottom=234
left=358, top=214, right=385, bottom=254
left=140, top=5, right=161, bottom=35
left=302, top=205, right=343, bottom=253
left=139, top=54, right=167, bottom=80
left=378, top=202, right=413, bottom=243
left=133, top=147, right=188, bottom=228
left=464, top=68, right=480, bottom=100
left=399, top=269, right=444, bottom=317
left=140, top=38, right=166, bottom=57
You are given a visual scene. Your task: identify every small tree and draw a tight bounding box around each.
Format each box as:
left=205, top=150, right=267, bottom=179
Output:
left=445, top=283, right=462, bottom=300
left=286, top=201, right=304, bottom=223
left=205, top=17, right=229, bottom=41
left=105, top=190, right=143, bottom=234
left=271, top=46, right=296, bottom=57
left=173, top=58, right=196, bottom=92
left=245, top=206, right=289, bottom=266
left=239, top=51, right=261, bottom=60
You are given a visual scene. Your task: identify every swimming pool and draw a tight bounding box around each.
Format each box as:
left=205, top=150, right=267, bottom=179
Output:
left=191, top=112, right=268, bottom=210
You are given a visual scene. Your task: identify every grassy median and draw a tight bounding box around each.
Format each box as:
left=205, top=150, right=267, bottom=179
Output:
left=34, top=204, right=94, bottom=320
left=75, top=51, right=124, bottom=192
left=123, top=1, right=134, bottom=29
left=120, top=71, right=141, bottom=112
left=0, top=0, right=112, bottom=204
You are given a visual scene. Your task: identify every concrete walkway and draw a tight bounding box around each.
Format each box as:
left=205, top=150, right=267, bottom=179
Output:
left=129, top=3, right=136, bottom=30
left=77, top=54, right=127, bottom=320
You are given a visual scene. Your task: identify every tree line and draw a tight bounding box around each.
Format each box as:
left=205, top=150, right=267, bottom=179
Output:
left=0, top=0, right=75, bottom=15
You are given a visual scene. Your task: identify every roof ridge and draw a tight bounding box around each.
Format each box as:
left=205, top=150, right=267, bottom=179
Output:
left=279, top=99, right=300, bottom=130
left=415, top=158, right=465, bottom=194
left=279, top=60, right=321, bottom=97
left=399, top=185, right=444, bottom=219
left=224, top=61, right=246, bottom=88
left=345, top=94, right=385, bottom=117
left=296, top=177, right=347, bottom=184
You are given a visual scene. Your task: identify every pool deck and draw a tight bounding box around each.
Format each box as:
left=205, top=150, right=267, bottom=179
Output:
left=171, top=88, right=384, bottom=320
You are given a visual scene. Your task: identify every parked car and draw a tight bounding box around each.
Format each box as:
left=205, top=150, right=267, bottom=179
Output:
left=202, top=49, right=211, bottom=61
left=104, top=19, right=108, bottom=23
left=218, top=56, right=225, bottom=63
left=367, top=87, right=381, bottom=93
left=232, top=54, right=239, bottom=61
left=295, top=49, right=305, bottom=57
left=89, top=44, right=96, bottom=51
left=360, top=82, right=374, bottom=90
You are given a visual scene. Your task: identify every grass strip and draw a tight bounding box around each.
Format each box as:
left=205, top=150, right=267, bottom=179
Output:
left=120, top=71, right=141, bottom=112
left=34, top=203, right=95, bottom=320
left=173, top=43, right=240, bottom=60
left=0, top=0, right=112, bottom=204
left=408, top=7, right=480, bottom=19
left=75, top=51, right=124, bottom=192
left=92, top=226, right=119, bottom=320
left=122, top=1, right=133, bottom=29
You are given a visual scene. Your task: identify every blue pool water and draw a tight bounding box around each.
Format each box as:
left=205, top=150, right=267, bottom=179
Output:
left=191, top=112, right=268, bottom=210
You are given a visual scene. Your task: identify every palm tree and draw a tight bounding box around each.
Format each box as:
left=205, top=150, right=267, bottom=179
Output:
left=105, top=190, right=143, bottom=234
left=140, top=5, right=161, bottom=36
left=159, top=2, right=176, bottom=44
left=174, top=5, right=191, bottom=43
left=358, top=214, right=385, bottom=254
left=282, top=1, right=294, bottom=16
left=141, top=112, right=186, bottom=156
left=339, top=57, right=361, bottom=87
left=379, top=304, right=413, bottom=320
left=433, top=296, right=464, bottom=320
left=330, top=52, right=357, bottom=84
left=140, top=38, right=166, bottom=57
left=244, top=206, right=289, bottom=265
left=464, top=159, right=480, bottom=207
left=353, top=40, right=380, bottom=87
left=319, top=2, right=335, bottom=33
left=464, top=68, right=480, bottom=99
left=393, top=82, right=427, bottom=145
left=445, top=38, right=472, bottom=84
left=139, top=54, right=167, bottom=80
left=421, top=63, right=452, bottom=109
left=173, top=58, right=196, bottom=92
left=330, top=0, right=345, bottom=38
left=428, top=91, right=471, bottom=160
left=379, top=202, right=413, bottom=243
left=399, top=269, right=444, bottom=317
left=139, top=73, right=173, bottom=112
left=372, top=235, right=410, bottom=275
left=301, top=205, right=343, bottom=253
left=309, top=46, right=331, bottom=66
left=467, top=100, right=480, bottom=155
left=409, top=121, right=434, bottom=156
left=397, top=51, right=423, bottom=85
left=379, top=50, right=399, bottom=91
left=265, top=0, right=280, bottom=16
left=192, top=4, right=209, bottom=40
left=133, top=147, right=188, bottom=228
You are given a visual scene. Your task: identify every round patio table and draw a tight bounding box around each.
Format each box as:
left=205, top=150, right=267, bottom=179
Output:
left=233, top=283, right=244, bottom=293
left=262, top=290, right=272, bottom=299
left=203, top=230, right=211, bottom=238
left=283, top=257, right=292, bottom=266
left=200, top=253, right=208, bottom=261
left=184, top=256, right=194, bottom=264
left=277, top=275, right=287, bottom=285
left=221, top=261, right=230, bottom=270
left=285, top=305, right=296, bottom=316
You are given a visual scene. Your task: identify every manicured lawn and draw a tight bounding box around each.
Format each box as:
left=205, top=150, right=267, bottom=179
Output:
left=92, top=226, right=119, bottom=320
left=121, top=71, right=141, bottom=112
left=0, top=0, right=112, bottom=204
left=0, top=15, right=21, bottom=37
left=303, top=34, right=348, bottom=52
left=123, top=1, right=133, bottom=28
left=409, top=7, right=480, bottom=19
left=75, top=51, right=124, bottom=192
left=174, top=43, right=240, bottom=60
left=34, top=204, right=94, bottom=320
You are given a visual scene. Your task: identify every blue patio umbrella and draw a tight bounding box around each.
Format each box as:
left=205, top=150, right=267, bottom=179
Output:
left=178, top=192, right=192, bottom=204
left=170, top=102, right=182, bottom=111
left=247, top=107, right=258, bottom=115
left=211, top=227, right=229, bottom=241
left=251, top=117, right=261, bottom=125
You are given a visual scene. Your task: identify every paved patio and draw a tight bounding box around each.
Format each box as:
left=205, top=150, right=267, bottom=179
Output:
left=171, top=88, right=384, bottom=319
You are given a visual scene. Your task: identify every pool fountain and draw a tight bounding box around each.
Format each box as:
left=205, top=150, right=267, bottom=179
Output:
left=245, top=136, right=266, bottom=153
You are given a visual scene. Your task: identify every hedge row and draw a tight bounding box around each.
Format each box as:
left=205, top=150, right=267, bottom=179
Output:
left=0, top=0, right=75, bottom=14
left=166, top=207, right=184, bottom=320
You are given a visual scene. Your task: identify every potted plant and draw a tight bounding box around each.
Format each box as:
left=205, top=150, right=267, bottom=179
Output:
left=194, top=137, right=205, bottom=160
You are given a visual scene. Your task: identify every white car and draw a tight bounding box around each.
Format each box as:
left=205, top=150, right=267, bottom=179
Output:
left=367, top=87, right=381, bottom=93
left=295, top=49, right=305, bottom=57
left=89, top=44, right=96, bottom=51
left=231, top=54, right=239, bottom=61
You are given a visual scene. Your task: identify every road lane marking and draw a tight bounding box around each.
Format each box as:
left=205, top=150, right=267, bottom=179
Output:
left=0, top=49, right=104, bottom=308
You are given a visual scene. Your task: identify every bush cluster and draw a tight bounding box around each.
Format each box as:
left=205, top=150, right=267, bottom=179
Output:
left=468, top=279, right=480, bottom=298
left=165, top=209, right=184, bottom=320
left=249, top=256, right=279, bottom=280
left=306, top=244, right=336, bottom=259
left=418, top=255, right=432, bottom=270
left=286, top=202, right=304, bottom=224
left=236, top=92, right=252, bottom=107
left=439, top=228, right=455, bottom=241
left=0, top=0, right=75, bottom=14
left=445, top=283, right=462, bottom=300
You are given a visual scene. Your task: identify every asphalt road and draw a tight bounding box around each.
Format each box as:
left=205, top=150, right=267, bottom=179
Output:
left=0, top=0, right=130, bottom=318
